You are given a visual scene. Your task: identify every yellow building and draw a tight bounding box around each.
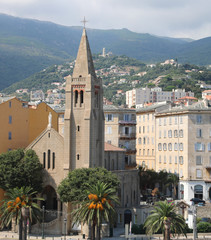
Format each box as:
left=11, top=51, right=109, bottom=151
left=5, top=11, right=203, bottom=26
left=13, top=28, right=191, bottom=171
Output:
left=0, top=97, right=59, bottom=154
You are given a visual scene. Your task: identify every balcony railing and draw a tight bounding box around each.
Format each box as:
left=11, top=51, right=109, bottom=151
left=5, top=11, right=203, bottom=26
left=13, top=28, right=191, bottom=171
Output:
left=125, top=149, right=137, bottom=154
left=119, top=120, right=136, bottom=125
left=119, top=133, right=136, bottom=139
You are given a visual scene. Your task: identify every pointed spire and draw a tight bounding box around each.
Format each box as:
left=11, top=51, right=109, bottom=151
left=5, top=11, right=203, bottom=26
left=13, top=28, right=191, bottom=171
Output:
left=72, top=28, right=96, bottom=78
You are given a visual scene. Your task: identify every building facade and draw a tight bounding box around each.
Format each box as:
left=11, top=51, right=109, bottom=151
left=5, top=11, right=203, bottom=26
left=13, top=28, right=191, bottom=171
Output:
left=126, top=87, right=194, bottom=108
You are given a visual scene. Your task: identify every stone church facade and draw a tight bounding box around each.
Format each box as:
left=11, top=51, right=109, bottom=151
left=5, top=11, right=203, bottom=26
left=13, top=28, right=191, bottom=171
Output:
left=26, top=28, right=140, bottom=235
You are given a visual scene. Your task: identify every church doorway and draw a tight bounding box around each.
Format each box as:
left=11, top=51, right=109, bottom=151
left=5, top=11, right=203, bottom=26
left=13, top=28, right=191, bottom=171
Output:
left=124, top=209, right=132, bottom=225
left=209, top=187, right=211, bottom=200
left=42, top=185, right=58, bottom=222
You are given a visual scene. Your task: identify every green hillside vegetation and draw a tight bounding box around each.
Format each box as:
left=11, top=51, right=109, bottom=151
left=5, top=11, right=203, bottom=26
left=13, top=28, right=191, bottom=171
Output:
left=3, top=54, right=211, bottom=106
left=1, top=14, right=211, bottom=90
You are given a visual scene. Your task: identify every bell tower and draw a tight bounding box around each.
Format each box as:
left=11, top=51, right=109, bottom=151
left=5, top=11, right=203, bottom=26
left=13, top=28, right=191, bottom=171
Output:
left=64, top=27, right=104, bottom=171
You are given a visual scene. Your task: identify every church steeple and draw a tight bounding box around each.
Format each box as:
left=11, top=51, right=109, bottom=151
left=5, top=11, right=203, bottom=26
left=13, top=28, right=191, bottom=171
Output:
left=72, top=28, right=96, bottom=78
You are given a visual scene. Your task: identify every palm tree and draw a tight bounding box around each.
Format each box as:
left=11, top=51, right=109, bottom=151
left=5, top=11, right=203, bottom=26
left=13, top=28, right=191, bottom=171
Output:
left=166, top=173, right=179, bottom=199
left=72, top=181, right=119, bottom=240
left=144, top=201, right=186, bottom=240
left=0, top=187, right=43, bottom=240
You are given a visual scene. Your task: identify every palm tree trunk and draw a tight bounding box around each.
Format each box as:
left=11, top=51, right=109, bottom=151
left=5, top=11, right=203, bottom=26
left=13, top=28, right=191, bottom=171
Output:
left=23, top=217, right=27, bottom=240
left=19, top=218, right=23, bottom=240
left=91, top=222, right=95, bottom=240
left=164, top=220, right=171, bottom=240
left=96, top=224, right=101, bottom=240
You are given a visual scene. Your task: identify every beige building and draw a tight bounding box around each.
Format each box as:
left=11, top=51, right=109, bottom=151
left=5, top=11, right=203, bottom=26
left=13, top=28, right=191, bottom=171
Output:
left=136, top=102, right=170, bottom=169
left=136, top=100, right=211, bottom=202
left=104, top=105, right=136, bottom=168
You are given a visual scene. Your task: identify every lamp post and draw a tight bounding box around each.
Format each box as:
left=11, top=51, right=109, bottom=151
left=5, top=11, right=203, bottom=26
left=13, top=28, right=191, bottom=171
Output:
left=192, top=204, right=198, bottom=240
left=64, top=218, right=67, bottom=240
left=42, top=205, right=45, bottom=239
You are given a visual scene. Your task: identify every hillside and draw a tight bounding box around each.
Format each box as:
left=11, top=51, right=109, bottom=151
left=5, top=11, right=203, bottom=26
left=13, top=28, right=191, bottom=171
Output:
left=3, top=55, right=211, bottom=106
left=1, top=14, right=211, bottom=90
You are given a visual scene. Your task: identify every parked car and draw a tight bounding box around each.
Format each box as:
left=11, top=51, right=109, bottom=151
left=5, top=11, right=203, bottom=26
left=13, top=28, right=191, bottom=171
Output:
left=201, top=218, right=211, bottom=223
left=190, top=198, right=205, bottom=204
left=197, top=202, right=205, bottom=206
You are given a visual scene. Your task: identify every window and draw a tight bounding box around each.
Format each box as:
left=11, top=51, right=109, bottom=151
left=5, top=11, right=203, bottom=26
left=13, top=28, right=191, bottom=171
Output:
left=179, top=156, right=184, bottom=164
left=159, top=130, right=161, bottom=138
left=142, top=161, right=146, bottom=167
left=147, top=137, right=149, bottom=144
left=139, top=149, right=141, bottom=155
left=143, top=137, right=146, bottom=145
left=196, top=169, right=202, bottom=178
left=139, top=126, right=141, bottom=133
left=9, top=101, right=11, bottom=108
left=143, top=115, right=145, bottom=122
left=174, top=130, right=178, bottom=138
left=209, top=128, right=211, bottom=137
left=152, top=149, right=154, bottom=155
left=164, top=130, right=166, bottom=138
left=124, top=127, right=129, bottom=135
left=159, top=118, right=161, bottom=126
left=168, top=143, right=172, bottom=151
left=158, top=143, right=162, bottom=151
left=159, top=155, right=161, bottom=163
left=180, top=169, right=183, bottom=178
left=151, top=137, right=154, bottom=144
left=107, top=126, right=112, bottom=134
left=196, top=156, right=202, bottom=165
left=74, top=90, right=78, bottom=106
left=164, top=118, right=166, bottom=126
left=195, top=142, right=205, bottom=152
left=52, top=152, right=55, bottom=169
left=106, top=114, right=113, bottom=122
left=9, top=116, right=12, bottom=124
left=196, top=115, right=202, bottom=124
left=174, top=143, right=178, bottom=151
left=80, top=90, right=84, bottom=105
left=48, top=149, right=51, bottom=169
left=179, top=143, right=183, bottom=151
left=175, top=117, right=178, bottom=124
left=152, top=125, right=154, bottom=132
left=179, top=130, right=183, bottom=138
left=208, top=143, right=211, bottom=151
left=143, top=126, right=145, bottom=133
left=163, top=143, right=167, bottom=151
left=139, top=115, right=141, bottom=122
left=175, top=156, right=177, bottom=164
left=164, top=156, right=166, bottom=164
left=147, top=126, right=149, bottom=133
left=147, top=114, right=149, bottom=120
left=196, top=129, right=202, bottom=138
left=124, top=114, right=131, bottom=121
left=8, top=132, right=12, bottom=140
left=169, top=117, right=172, bottom=125
left=77, top=154, right=80, bottom=160
left=138, top=138, right=142, bottom=144
left=147, top=149, right=150, bottom=156
left=168, top=130, right=172, bottom=138
left=43, top=152, right=46, bottom=168
left=77, top=125, right=80, bottom=131
left=169, top=156, right=172, bottom=164
left=143, top=149, right=145, bottom=156
left=180, top=116, right=183, bottom=124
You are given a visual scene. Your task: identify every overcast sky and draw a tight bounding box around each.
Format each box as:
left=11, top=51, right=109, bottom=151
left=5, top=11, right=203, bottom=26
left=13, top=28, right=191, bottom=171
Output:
left=0, top=0, right=211, bottom=40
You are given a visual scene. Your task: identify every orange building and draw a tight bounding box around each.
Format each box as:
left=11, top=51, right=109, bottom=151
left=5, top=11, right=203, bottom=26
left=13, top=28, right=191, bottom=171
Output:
left=0, top=97, right=59, bottom=154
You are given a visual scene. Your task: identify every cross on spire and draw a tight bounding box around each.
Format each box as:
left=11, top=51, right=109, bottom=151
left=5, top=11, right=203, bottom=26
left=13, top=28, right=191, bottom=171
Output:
left=81, top=16, right=88, bottom=28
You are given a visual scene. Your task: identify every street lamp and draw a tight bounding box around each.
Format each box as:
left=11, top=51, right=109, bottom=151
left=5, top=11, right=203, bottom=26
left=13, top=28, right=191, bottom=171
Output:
left=192, top=204, right=198, bottom=240
left=64, top=218, right=67, bottom=240
left=42, top=205, right=45, bottom=239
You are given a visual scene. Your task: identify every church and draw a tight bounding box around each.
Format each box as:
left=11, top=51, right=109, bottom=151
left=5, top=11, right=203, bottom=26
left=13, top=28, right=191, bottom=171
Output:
left=0, top=27, right=141, bottom=235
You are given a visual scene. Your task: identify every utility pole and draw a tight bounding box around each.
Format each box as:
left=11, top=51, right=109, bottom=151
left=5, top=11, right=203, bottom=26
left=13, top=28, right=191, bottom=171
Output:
left=193, top=204, right=198, bottom=240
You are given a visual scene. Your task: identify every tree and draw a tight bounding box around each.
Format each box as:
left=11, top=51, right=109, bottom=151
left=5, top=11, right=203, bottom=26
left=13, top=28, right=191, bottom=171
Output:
left=144, top=201, right=186, bottom=240
left=72, top=182, right=119, bottom=240
left=0, top=187, right=43, bottom=240
left=0, top=149, right=43, bottom=192
left=58, top=167, right=120, bottom=202
left=166, top=173, right=179, bottom=199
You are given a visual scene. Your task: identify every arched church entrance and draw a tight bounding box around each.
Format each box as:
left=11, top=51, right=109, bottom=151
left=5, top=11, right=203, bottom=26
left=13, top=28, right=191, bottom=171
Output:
left=124, top=209, right=132, bottom=225
left=194, top=185, right=203, bottom=199
left=42, top=185, right=58, bottom=222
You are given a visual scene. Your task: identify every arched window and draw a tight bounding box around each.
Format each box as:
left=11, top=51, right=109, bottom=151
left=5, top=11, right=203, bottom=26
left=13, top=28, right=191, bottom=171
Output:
left=77, top=154, right=80, bottom=160
left=80, top=90, right=84, bottom=105
left=48, top=149, right=51, bottom=169
left=179, top=129, right=183, bottom=138
left=194, top=185, right=203, bottom=199
left=158, top=143, right=162, bottom=151
left=75, top=90, right=78, bottom=106
left=174, top=130, right=178, bottom=138
left=180, top=184, right=184, bottom=199
left=43, top=152, right=46, bottom=168
left=138, top=138, right=142, bottom=144
left=163, top=143, right=167, bottom=151
left=174, top=143, right=178, bottom=151
left=168, top=143, right=172, bottom=151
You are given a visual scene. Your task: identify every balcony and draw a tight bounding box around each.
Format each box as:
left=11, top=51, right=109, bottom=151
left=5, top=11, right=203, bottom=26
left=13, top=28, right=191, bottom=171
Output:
left=205, top=165, right=211, bottom=169
left=119, top=133, right=136, bottom=140
left=119, top=120, right=136, bottom=125
left=125, top=149, right=137, bottom=155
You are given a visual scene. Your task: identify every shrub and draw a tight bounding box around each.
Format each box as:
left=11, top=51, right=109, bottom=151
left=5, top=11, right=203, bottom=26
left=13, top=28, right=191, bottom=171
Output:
left=131, top=224, right=145, bottom=234
left=197, top=222, right=211, bottom=233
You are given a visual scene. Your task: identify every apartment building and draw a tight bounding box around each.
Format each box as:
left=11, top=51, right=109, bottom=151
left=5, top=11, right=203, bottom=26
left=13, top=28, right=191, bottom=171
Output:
left=126, top=87, right=194, bottom=108
left=136, top=102, right=170, bottom=170
left=104, top=105, right=136, bottom=167
left=136, top=100, right=211, bottom=202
